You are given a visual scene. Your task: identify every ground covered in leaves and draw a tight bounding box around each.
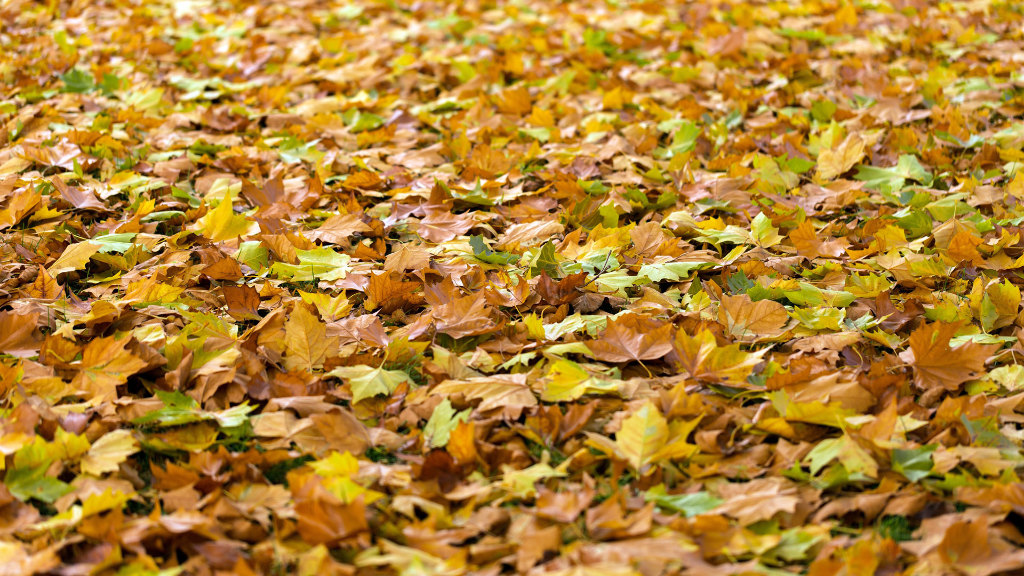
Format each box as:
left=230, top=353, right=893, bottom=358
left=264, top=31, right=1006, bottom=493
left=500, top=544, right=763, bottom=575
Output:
left=5, top=0, right=1024, bottom=574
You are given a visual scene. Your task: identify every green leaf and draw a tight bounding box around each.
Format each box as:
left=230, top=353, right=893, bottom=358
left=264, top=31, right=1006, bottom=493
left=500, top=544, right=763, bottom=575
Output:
left=4, top=467, right=72, bottom=503
left=750, top=213, right=784, bottom=248
left=271, top=248, right=352, bottom=282
left=133, top=391, right=254, bottom=428
left=132, top=391, right=204, bottom=427
left=530, top=241, right=563, bottom=277
left=810, top=99, right=837, bottom=122
left=637, top=261, right=713, bottom=283
left=423, top=398, right=471, bottom=448
left=892, top=445, right=936, bottom=482
left=91, top=233, right=137, bottom=254
left=645, top=484, right=723, bottom=517
left=469, top=235, right=519, bottom=265
left=327, top=365, right=414, bottom=404
left=61, top=68, right=95, bottom=93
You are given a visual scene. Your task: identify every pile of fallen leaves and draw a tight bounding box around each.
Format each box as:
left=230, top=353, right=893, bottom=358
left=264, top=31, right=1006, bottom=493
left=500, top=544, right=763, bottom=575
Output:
left=5, top=0, right=1024, bottom=573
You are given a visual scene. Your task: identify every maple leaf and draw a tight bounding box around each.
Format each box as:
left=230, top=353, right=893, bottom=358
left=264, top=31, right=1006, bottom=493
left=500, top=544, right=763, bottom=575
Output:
left=284, top=305, right=335, bottom=372
left=789, top=221, right=850, bottom=259
left=414, top=211, right=474, bottom=243
left=328, top=364, right=413, bottom=404
left=81, top=430, right=138, bottom=476
left=718, top=293, right=789, bottom=338
left=586, top=314, right=674, bottom=363
left=817, top=133, right=866, bottom=181
left=72, top=336, right=149, bottom=401
left=195, top=190, right=253, bottom=241
left=670, top=328, right=766, bottom=386
left=899, top=322, right=994, bottom=391
left=306, top=212, right=372, bottom=244
left=432, top=294, right=498, bottom=339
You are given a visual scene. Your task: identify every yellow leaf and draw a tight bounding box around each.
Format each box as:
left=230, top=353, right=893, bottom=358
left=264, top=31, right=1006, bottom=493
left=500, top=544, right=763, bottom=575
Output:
left=327, top=364, right=412, bottom=404
left=284, top=305, right=332, bottom=372
left=614, top=402, right=668, bottom=472
left=817, top=134, right=866, bottom=181
left=81, top=430, right=138, bottom=476
left=718, top=293, right=789, bottom=338
left=299, top=291, right=353, bottom=321
left=541, top=358, right=621, bottom=402
left=47, top=241, right=100, bottom=276
left=1008, top=172, right=1024, bottom=199
left=0, top=188, right=42, bottom=230
left=26, top=266, right=62, bottom=299
left=124, top=277, right=184, bottom=305
left=672, top=328, right=766, bottom=386
left=195, top=190, right=252, bottom=242
left=72, top=336, right=149, bottom=402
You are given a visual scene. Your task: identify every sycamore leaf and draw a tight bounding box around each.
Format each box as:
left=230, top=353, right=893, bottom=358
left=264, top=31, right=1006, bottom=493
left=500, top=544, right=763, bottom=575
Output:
left=72, top=336, right=149, bottom=402
left=81, top=430, right=138, bottom=476
left=195, top=190, right=253, bottom=241
left=718, top=293, right=789, bottom=338
left=431, top=374, right=537, bottom=414
left=284, top=305, right=335, bottom=371
left=328, top=364, right=413, bottom=404
left=645, top=485, right=723, bottom=517
left=749, top=212, right=784, bottom=248
left=422, top=398, right=471, bottom=448
left=898, top=322, right=994, bottom=390
left=817, top=134, right=866, bottom=181
left=586, top=314, right=674, bottom=363
left=0, top=310, right=40, bottom=356
left=541, top=358, right=621, bottom=402
left=415, top=211, right=474, bottom=243
left=789, top=221, right=850, bottom=259
left=432, top=294, right=498, bottom=339
left=306, top=213, right=373, bottom=244
left=271, top=247, right=352, bottom=282
left=671, top=328, right=766, bottom=386
left=614, top=402, right=668, bottom=472
left=47, top=241, right=100, bottom=276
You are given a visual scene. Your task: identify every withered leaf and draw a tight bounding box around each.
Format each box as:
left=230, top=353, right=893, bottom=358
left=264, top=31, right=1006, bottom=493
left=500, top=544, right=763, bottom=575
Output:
left=586, top=314, right=674, bottom=363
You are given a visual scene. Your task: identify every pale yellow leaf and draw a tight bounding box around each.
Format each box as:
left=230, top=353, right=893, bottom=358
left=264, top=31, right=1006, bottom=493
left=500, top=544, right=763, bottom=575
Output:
left=81, top=430, right=138, bottom=476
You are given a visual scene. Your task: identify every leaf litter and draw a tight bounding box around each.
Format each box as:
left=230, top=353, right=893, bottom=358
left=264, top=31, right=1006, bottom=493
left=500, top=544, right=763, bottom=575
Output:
left=3, top=0, right=1024, bottom=574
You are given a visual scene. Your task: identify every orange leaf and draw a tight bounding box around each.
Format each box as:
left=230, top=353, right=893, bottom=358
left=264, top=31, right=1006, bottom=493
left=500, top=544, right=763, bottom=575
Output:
left=790, top=221, right=849, bottom=259
left=586, top=314, right=674, bottom=363
left=899, top=322, right=994, bottom=391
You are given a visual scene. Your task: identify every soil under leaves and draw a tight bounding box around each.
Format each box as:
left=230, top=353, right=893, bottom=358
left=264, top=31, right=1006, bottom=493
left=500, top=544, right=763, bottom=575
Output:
left=3, top=0, right=1024, bottom=574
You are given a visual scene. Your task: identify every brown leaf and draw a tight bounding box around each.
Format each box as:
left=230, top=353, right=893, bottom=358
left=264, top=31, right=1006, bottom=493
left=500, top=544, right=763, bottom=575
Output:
left=535, top=272, right=587, bottom=306
left=415, top=211, right=475, bottom=243
left=364, top=271, right=423, bottom=314
left=789, top=221, right=850, bottom=259
left=433, top=294, right=498, bottom=339
left=306, top=213, right=372, bottom=244
left=586, top=314, right=674, bottom=363
left=899, top=322, right=994, bottom=391
left=0, top=310, right=41, bottom=356
left=718, top=293, right=789, bottom=338
left=223, top=285, right=261, bottom=321
left=291, top=473, right=368, bottom=545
